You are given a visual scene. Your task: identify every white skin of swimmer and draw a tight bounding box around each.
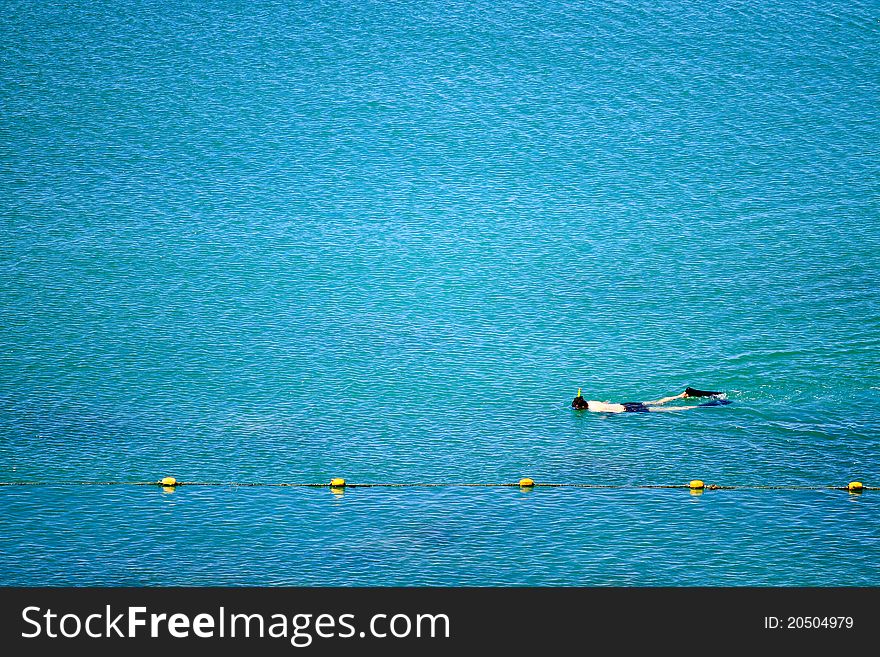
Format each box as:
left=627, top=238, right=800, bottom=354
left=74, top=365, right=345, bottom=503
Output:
left=586, top=392, right=697, bottom=413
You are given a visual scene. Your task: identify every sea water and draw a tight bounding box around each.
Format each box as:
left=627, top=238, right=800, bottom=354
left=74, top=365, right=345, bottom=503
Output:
left=1, top=0, right=878, bottom=585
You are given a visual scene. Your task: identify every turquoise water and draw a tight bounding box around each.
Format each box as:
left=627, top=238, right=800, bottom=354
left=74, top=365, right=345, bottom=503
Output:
left=1, top=0, right=878, bottom=585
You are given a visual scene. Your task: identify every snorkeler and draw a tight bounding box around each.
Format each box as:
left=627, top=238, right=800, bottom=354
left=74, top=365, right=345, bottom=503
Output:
left=571, top=387, right=731, bottom=413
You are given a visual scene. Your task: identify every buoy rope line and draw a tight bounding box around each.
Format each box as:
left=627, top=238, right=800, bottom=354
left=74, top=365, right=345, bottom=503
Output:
left=0, top=480, right=872, bottom=492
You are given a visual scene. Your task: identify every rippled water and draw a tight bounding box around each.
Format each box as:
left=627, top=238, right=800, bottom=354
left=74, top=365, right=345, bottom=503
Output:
left=1, top=0, right=878, bottom=585
left=2, top=486, right=878, bottom=586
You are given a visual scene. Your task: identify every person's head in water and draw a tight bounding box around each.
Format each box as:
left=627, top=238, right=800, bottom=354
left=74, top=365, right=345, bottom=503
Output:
left=572, top=388, right=589, bottom=410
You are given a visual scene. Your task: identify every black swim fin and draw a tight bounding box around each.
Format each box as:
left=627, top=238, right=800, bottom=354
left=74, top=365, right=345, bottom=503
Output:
left=685, top=387, right=723, bottom=398
left=698, top=399, right=732, bottom=407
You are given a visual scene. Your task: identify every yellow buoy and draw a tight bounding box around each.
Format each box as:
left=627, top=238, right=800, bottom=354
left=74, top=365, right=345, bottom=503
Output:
left=689, top=480, right=705, bottom=490
left=519, top=478, right=535, bottom=488
left=330, top=478, right=346, bottom=488
left=159, top=477, right=177, bottom=487
left=848, top=481, right=864, bottom=492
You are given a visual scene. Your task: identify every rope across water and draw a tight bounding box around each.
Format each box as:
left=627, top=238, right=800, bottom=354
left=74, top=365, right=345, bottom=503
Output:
left=0, top=479, right=872, bottom=491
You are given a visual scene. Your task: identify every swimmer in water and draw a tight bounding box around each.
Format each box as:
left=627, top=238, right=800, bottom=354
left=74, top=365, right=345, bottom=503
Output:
left=571, top=387, right=731, bottom=413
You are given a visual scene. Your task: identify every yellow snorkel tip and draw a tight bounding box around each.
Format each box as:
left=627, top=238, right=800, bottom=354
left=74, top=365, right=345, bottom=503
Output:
left=577, top=388, right=582, bottom=398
